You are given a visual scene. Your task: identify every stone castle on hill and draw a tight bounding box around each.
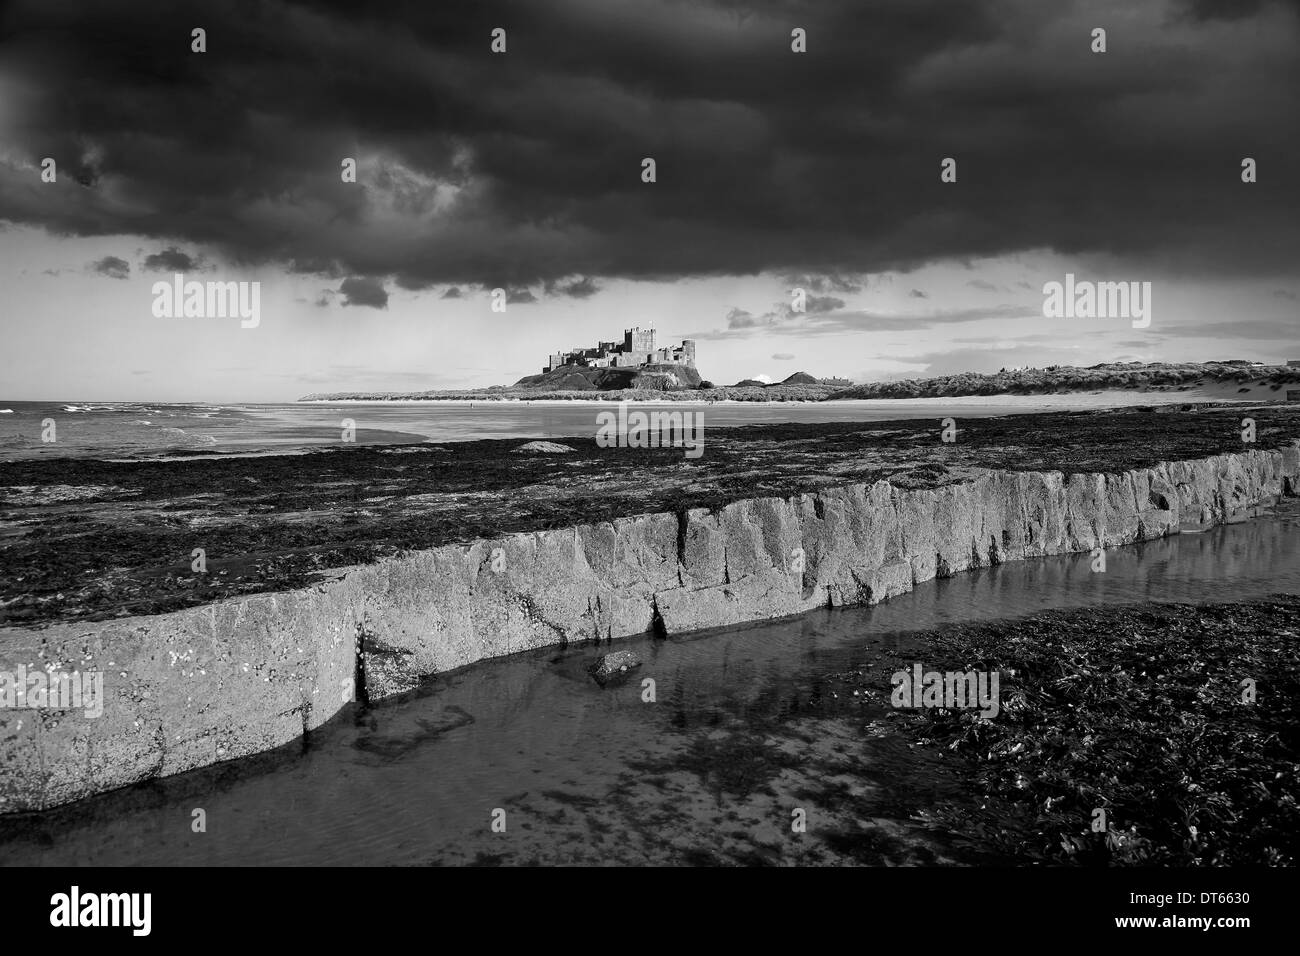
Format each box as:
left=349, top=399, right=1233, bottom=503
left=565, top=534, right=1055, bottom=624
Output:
left=544, top=327, right=696, bottom=373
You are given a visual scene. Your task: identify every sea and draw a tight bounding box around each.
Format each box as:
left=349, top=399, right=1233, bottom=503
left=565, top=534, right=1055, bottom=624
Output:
left=0, top=397, right=1108, bottom=462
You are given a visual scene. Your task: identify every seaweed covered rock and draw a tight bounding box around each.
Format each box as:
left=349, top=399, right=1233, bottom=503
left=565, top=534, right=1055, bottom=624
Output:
left=588, top=650, right=643, bottom=687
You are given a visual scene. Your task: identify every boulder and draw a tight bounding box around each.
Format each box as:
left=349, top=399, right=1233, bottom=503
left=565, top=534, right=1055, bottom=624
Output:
left=588, top=650, right=643, bottom=687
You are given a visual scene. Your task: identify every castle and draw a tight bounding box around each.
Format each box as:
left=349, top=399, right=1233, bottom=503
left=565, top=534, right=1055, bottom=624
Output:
left=544, top=327, right=696, bottom=373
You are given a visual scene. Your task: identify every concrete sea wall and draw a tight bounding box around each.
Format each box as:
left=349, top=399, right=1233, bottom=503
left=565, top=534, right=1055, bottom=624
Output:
left=3, top=445, right=1298, bottom=813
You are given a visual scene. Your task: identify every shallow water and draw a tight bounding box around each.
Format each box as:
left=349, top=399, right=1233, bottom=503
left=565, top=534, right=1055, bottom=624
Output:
left=0, top=397, right=1120, bottom=461
left=2, top=505, right=1298, bottom=866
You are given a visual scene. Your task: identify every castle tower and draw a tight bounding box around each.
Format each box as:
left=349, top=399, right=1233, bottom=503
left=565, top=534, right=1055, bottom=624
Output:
left=624, top=327, right=655, bottom=355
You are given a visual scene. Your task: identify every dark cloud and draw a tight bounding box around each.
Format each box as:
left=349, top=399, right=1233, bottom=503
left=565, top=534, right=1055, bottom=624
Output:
left=966, top=279, right=1003, bottom=292
left=726, top=292, right=845, bottom=331
left=394, top=274, right=434, bottom=291
left=441, top=286, right=463, bottom=298
left=2, top=0, right=1298, bottom=287
left=1181, top=0, right=1297, bottom=22
left=804, top=294, right=845, bottom=313
left=505, top=287, right=537, bottom=304
left=89, top=255, right=128, bottom=279
left=1273, top=289, right=1297, bottom=300
left=555, top=276, right=600, bottom=298
left=771, top=352, right=796, bottom=360
left=909, top=289, right=928, bottom=298
left=290, top=258, right=344, bottom=278
left=142, top=246, right=198, bottom=272
left=786, top=274, right=865, bottom=295
left=339, top=276, right=389, bottom=309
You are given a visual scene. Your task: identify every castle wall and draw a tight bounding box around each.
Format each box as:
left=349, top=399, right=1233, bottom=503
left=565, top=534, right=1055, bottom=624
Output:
left=546, top=329, right=692, bottom=372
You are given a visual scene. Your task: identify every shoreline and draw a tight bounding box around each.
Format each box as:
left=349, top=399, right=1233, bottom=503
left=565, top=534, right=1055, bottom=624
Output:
left=2, top=421, right=1298, bottom=812
left=294, top=388, right=1262, bottom=407
left=0, top=393, right=1277, bottom=468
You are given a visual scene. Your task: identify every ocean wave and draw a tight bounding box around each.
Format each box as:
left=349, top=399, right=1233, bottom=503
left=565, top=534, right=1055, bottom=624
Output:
left=59, top=403, right=156, bottom=414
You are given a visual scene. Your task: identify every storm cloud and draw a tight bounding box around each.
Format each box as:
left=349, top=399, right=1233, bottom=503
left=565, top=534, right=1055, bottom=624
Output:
left=1, top=0, right=1297, bottom=290
left=142, top=247, right=200, bottom=272
left=338, top=275, right=389, bottom=308
left=89, top=255, right=129, bottom=279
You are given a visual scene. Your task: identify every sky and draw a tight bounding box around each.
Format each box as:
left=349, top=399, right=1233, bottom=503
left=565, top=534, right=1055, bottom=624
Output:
left=1, top=0, right=1297, bottom=401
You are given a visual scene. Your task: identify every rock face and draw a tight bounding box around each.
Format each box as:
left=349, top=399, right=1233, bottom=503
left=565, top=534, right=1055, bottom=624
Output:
left=588, top=650, right=643, bottom=686
left=2, top=445, right=1297, bottom=813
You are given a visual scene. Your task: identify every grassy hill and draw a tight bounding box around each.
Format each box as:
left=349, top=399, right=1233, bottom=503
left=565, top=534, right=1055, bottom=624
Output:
left=828, top=361, right=1300, bottom=400
left=511, top=363, right=703, bottom=391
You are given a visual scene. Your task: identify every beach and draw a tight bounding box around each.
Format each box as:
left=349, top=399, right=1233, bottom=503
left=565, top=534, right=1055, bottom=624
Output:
left=4, top=403, right=1298, bottom=626
left=2, top=399, right=1298, bottom=864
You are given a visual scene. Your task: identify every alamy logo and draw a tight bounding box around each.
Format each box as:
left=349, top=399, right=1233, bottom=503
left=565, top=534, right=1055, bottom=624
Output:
left=0, top=665, right=104, bottom=718
left=890, top=663, right=1000, bottom=719
left=151, top=273, right=261, bottom=328
left=50, top=887, right=151, bottom=936
left=1042, top=273, right=1151, bottom=328
left=596, top=402, right=704, bottom=458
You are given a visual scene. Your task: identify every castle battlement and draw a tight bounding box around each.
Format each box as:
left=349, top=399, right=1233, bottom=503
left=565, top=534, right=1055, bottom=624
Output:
left=544, top=327, right=696, bottom=373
